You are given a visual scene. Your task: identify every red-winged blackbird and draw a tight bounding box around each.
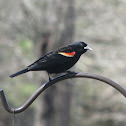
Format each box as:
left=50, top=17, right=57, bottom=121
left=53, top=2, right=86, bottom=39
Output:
left=10, top=41, right=92, bottom=80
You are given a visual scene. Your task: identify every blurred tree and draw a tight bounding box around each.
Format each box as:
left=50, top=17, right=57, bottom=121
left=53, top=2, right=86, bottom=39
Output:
left=34, top=0, right=75, bottom=126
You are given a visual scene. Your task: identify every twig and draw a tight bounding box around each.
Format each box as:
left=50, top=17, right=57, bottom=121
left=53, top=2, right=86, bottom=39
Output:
left=0, top=72, right=126, bottom=114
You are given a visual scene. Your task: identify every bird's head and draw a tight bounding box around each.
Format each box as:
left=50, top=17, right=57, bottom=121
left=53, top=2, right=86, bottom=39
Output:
left=70, top=41, right=92, bottom=54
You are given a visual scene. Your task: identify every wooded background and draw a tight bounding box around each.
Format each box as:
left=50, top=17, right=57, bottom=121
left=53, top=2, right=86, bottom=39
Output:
left=0, top=0, right=126, bottom=126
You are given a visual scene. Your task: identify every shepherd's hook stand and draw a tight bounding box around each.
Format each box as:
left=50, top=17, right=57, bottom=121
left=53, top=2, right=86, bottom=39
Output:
left=0, top=72, right=126, bottom=114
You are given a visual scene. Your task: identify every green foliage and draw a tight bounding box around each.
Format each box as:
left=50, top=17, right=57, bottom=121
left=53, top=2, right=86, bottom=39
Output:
left=5, top=81, right=37, bottom=107
left=19, top=39, right=33, bottom=52
left=19, top=83, right=36, bottom=96
left=18, top=39, right=34, bottom=58
left=93, top=119, right=115, bottom=126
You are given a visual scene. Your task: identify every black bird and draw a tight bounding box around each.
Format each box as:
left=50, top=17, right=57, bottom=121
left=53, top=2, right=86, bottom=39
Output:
left=10, top=41, right=92, bottom=80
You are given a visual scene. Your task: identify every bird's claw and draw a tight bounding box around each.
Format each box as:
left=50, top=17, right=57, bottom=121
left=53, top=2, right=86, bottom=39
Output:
left=49, top=76, right=52, bottom=82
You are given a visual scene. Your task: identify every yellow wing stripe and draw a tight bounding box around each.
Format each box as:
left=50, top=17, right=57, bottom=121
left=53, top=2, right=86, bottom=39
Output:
left=58, top=51, right=76, bottom=57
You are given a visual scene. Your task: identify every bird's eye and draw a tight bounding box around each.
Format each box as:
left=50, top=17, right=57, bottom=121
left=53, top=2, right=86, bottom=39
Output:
left=80, top=43, right=84, bottom=47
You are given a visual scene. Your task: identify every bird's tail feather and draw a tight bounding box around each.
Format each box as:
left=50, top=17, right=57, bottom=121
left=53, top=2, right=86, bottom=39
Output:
left=9, top=68, right=29, bottom=78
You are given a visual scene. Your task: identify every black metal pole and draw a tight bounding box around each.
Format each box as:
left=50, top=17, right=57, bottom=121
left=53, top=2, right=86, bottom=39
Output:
left=0, top=72, right=126, bottom=114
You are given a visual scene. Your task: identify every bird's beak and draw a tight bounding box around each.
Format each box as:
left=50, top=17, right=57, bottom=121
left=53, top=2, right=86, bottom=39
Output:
left=84, top=46, right=93, bottom=50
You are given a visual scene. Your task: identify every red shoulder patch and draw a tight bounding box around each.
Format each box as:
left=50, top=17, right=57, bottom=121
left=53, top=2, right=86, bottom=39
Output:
left=58, top=51, right=76, bottom=57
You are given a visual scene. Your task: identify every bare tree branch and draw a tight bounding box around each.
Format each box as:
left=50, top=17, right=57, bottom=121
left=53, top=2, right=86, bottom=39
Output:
left=0, top=72, right=126, bottom=114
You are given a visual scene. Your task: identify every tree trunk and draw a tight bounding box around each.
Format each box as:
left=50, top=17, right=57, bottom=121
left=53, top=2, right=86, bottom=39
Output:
left=34, top=0, right=75, bottom=126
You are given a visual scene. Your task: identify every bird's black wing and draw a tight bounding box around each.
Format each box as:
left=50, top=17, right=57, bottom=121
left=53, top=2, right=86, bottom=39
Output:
left=55, top=45, right=76, bottom=57
left=27, top=52, right=54, bottom=71
left=27, top=45, right=75, bottom=71
left=55, top=45, right=74, bottom=53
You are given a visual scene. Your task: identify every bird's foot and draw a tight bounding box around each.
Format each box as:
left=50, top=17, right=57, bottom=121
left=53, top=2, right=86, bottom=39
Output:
left=47, top=73, right=52, bottom=82
left=49, top=76, right=52, bottom=82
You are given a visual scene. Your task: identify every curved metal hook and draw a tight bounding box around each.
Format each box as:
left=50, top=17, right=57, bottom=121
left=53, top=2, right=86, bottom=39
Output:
left=0, top=72, right=126, bottom=114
